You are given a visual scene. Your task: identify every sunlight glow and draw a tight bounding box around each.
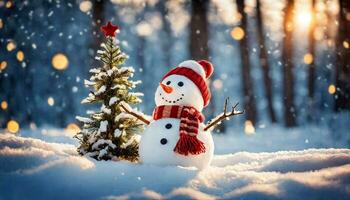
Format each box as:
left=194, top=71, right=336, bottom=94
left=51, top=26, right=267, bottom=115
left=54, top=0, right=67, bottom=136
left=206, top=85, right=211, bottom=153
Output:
left=295, top=11, right=312, bottom=29
left=7, top=120, right=20, bottom=134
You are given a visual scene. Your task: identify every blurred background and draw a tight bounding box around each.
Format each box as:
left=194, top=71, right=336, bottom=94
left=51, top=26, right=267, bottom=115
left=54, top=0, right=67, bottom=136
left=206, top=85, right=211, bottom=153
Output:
left=0, top=0, right=349, bottom=150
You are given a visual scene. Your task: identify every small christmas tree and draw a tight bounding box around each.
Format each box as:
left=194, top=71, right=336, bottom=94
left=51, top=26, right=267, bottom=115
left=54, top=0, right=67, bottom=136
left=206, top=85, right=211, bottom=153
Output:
left=75, top=22, right=144, bottom=161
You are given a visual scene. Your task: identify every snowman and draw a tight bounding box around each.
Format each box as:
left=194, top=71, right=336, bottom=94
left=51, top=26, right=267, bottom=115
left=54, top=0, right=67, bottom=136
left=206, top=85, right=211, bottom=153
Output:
left=121, top=60, right=243, bottom=169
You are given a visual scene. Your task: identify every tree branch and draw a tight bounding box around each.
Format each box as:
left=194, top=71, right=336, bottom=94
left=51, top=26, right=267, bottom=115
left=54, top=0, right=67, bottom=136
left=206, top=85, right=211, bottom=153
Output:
left=120, top=104, right=150, bottom=125
left=204, top=98, right=244, bottom=131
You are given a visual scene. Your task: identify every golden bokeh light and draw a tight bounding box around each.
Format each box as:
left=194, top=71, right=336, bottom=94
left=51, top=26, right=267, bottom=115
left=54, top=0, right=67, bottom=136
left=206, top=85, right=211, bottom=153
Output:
left=295, top=11, right=312, bottom=29
left=328, top=84, right=336, bottom=94
left=5, top=1, right=12, bottom=8
left=343, top=41, right=349, bottom=49
left=52, top=53, right=69, bottom=70
left=285, top=21, right=293, bottom=32
left=0, top=19, right=3, bottom=29
left=79, top=0, right=92, bottom=13
left=47, top=97, right=55, bottom=106
left=0, top=61, right=7, bottom=71
left=303, top=53, right=313, bottom=64
left=244, top=120, right=255, bottom=135
left=7, top=120, right=20, bottom=134
left=231, top=27, right=245, bottom=41
left=16, top=51, right=24, bottom=62
left=314, top=28, right=323, bottom=41
left=65, top=123, right=81, bottom=135
left=6, top=41, right=16, bottom=51
left=1, top=101, right=8, bottom=110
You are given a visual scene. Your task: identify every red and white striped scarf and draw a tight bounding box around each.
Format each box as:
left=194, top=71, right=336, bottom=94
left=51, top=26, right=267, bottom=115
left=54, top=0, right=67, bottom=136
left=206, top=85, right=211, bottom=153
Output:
left=153, top=105, right=206, bottom=155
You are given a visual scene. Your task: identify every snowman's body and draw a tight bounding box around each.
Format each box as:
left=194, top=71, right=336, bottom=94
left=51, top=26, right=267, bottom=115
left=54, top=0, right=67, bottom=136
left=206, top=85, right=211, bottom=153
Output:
left=139, top=118, right=214, bottom=169
left=138, top=60, right=215, bottom=169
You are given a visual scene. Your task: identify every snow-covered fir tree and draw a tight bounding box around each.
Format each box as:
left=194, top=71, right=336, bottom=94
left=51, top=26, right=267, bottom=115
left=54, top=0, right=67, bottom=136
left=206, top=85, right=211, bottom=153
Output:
left=75, top=22, right=144, bottom=161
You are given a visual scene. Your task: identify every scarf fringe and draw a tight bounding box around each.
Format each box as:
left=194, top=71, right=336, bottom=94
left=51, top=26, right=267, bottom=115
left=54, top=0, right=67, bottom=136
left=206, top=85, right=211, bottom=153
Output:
left=174, top=133, right=206, bottom=156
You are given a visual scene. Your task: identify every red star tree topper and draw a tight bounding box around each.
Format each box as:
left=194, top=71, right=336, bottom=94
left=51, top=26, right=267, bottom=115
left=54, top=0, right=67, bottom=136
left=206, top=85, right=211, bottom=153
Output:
left=101, top=21, right=119, bottom=37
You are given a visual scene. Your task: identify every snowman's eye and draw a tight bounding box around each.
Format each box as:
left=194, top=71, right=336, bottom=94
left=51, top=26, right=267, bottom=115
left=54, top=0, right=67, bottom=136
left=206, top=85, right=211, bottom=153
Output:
left=160, top=138, right=168, bottom=145
left=165, top=123, right=172, bottom=129
left=166, top=81, right=171, bottom=85
left=178, top=81, right=184, bottom=87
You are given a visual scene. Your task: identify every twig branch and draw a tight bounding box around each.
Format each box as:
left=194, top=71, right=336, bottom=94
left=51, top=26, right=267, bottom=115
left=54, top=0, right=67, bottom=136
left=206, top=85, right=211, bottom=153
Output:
left=204, top=98, right=244, bottom=131
left=120, top=104, right=150, bottom=125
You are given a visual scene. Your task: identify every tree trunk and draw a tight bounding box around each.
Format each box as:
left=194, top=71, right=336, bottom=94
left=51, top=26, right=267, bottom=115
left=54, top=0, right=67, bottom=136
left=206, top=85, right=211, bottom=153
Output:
left=190, top=0, right=209, bottom=60
left=307, top=0, right=317, bottom=120
left=236, top=0, right=257, bottom=125
left=282, top=0, right=297, bottom=127
left=159, top=1, right=173, bottom=67
left=91, top=0, right=105, bottom=65
left=335, top=0, right=350, bottom=111
left=256, top=0, right=276, bottom=123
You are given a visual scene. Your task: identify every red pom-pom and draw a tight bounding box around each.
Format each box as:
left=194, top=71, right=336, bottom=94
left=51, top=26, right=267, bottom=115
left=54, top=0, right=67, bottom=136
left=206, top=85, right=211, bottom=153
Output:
left=198, top=60, right=214, bottom=79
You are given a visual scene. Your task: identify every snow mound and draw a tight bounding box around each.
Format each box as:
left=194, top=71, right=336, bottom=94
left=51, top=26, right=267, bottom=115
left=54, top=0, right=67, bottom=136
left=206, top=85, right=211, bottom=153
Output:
left=0, top=133, right=349, bottom=199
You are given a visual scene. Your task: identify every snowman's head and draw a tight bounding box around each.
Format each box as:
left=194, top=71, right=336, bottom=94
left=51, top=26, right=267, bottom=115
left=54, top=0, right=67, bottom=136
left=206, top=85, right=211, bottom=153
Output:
left=155, top=75, right=204, bottom=111
left=155, top=60, right=214, bottom=112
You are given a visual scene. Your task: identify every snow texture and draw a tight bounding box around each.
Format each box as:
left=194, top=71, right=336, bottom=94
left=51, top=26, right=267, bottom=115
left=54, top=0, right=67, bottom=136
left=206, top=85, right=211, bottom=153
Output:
left=99, top=120, right=108, bottom=133
left=95, top=85, right=106, bottom=95
left=0, top=132, right=349, bottom=200
left=109, top=97, right=118, bottom=106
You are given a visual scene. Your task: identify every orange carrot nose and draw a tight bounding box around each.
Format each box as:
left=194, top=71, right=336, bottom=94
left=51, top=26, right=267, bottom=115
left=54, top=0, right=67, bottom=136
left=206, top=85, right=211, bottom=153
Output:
left=160, top=83, right=173, bottom=94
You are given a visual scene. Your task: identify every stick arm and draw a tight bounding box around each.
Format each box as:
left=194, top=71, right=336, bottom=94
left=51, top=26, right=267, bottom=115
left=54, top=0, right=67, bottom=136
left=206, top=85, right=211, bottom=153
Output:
left=204, top=98, right=244, bottom=131
left=120, top=103, right=151, bottom=125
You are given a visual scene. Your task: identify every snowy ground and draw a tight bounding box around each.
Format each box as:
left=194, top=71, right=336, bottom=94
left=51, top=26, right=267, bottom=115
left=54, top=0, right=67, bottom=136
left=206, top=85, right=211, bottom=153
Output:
left=0, top=126, right=350, bottom=200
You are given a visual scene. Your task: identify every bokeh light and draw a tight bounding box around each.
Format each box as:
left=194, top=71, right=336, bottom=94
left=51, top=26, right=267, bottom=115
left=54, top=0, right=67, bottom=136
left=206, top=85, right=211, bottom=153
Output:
left=79, top=1, right=92, bottom=13
left=328, top=84, right=336, bottom=94
left=244, top=120, right=255, bottom=135
left=47, top=97, right=55, bottom=106
left=303, top=53, right=313, bottom=64
left=213, top=79, right=223, bottom=90
left=0, top=61, right=7, bottom=71
left=231, top=27, right=244, bottom=40
left=1, top=101, right=8, bottom=110
left=0, top=18, right=3, bottom=29
left=7, top=120, right=20, bottom=134
left=5, top=1, right=12, bottom=8
left=52, top=53, right=69, bottom=70
left=16, top=51, right=24, bottom=62
left=343, top=41, right=349, bottom=49
left=6, top=41, right=16, bottom=51
left=65, top=123, right=81, bottom=135
left=295, top=11, right=312, bottom=29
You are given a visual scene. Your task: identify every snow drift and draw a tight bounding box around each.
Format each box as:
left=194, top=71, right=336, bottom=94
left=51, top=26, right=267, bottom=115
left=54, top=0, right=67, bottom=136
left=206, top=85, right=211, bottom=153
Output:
left=1, top=133, right=349, bottom=199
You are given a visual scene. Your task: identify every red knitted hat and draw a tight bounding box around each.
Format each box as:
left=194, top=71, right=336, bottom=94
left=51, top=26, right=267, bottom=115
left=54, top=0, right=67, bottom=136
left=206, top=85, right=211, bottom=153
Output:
left=161, top=60, right=214, bottom=107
